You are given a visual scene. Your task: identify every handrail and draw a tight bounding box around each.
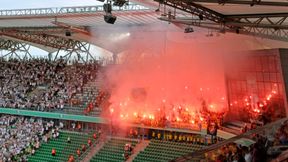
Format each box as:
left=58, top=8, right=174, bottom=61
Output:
left=172, top=117, right=288, bottom=162
left=0, top=107, right=108, bottom=123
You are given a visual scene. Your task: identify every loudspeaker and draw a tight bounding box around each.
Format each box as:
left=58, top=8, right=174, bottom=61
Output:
left=103, top=3, right=112, bottom=14
left=199, top=14, right=204, bottom=20
left=104, top=15, right=117, bottom=24
left=184, top=27, right=194, bottom=33
left=113, top=0, right=127, bottom=7
left=155, top=0, right=164, bottom=4
left=65, top=31, right=71, bottom=36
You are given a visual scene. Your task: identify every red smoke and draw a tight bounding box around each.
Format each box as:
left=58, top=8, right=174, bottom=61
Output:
left=97, top=23, right=280, bottom=126
left=104, top=39, right=228, bottom=126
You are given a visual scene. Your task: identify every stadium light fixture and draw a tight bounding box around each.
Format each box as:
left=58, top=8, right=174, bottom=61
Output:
left=103, top=3, right=112, bottom=14
left=104, top=14, right=117, bottom=24
left=184, top=26, right=194, bottom=33
left=113, top=0, right=128, bottom=7
left=199, top=14, right=204, bottom=20
left=236, top=28, right=240, bottom=34
left=65, top=31, right=72, bottom=36
left=103, top=2, right=117, bottom=24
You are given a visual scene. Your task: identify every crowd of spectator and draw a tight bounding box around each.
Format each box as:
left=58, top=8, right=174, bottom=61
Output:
left=0, top=58, right=100, bottom=112
left=0, top=115, right=62, bottom=162
left=274, top=120, right=288, bottom=145
left=204, top=136, right=269, bottom=162
left=205, top=120, right=288, bottom=162
left=84, top=90, right=109, bottom=115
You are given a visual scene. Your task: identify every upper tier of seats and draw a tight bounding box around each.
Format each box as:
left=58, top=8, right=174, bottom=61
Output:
left=0, top=59, right=104, bottom=116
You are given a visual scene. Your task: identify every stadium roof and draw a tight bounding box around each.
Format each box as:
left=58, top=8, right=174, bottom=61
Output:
left=0, top=3, right=159, bottom=54
left=194, top=0, right=288, bottom=14
left=0, top=0, right=287, bottom=57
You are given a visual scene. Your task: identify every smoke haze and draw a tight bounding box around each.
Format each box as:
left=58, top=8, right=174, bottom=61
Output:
left=91, top=22, right=284, bottom=123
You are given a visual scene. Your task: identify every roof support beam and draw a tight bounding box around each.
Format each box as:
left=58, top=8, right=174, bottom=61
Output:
left=51, top=21, right=90, bottom=35
left=0, top=38, right=32, bottom=60
left=0, top=4, right=149, bottom=18
left=156, top=0, right=288, bottom=41
left=189, top=0, right=288, bottom=7
left=154, top=0, right=226, bottom=23
left=225, top=22, right=288, bottom=29
left=0, top=30, right=97, bottom=62
left=0, top=30, right=82, bottom=50
left=159, top=16, right=288, bottom=41
left=225, top=13, right=288, bottom=19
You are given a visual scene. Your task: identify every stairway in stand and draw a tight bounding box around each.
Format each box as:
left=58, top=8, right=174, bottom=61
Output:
left=62, top=73, right=105, bottom=116
left=127, top=140, right=150, bottom=162
left=89, top=137, right=139, bottom=162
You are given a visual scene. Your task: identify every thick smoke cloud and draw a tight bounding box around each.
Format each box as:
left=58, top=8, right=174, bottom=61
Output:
left=93, top=21, right=283, bottom=124
left=101, top=24, right=237, bottom=121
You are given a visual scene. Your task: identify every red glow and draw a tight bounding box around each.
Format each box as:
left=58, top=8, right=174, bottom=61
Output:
left=110, top=108, right=114, bottom=114
left=104, top=48, right=229, bottom=130
left=253, top=109, right=260, bottom=113
left=230, top=86, right=281, bottom=120
left=148, top=114, right=153, bottom=119
left=133, top=112, right=137, bottom=117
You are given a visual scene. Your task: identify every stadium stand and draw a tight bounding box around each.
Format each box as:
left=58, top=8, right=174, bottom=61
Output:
left=0, top=115, right=66, bottom=161
left=28, top=131, right=100, bottom=162
left=0, top=1, right=288, bottom=162
left=133, top=139, right=205, bottom=162
left=90, top=137, right=138, bottom=162
left=0, top=115, right=44, bottom=161
left=0, top=59, right=101, bottom=115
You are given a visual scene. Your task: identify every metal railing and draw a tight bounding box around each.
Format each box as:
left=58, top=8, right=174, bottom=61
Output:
left=0, top=4, right=149, bottom=17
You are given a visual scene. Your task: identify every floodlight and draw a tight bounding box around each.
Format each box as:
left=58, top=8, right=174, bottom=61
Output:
left=184, top=27, right=194, bottom=33
left=104, top=14, right=117, bottom=24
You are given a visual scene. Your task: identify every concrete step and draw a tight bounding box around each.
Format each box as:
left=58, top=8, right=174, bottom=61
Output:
left=221, top=127, right=241, bottom=135
left=82, top=133, right=108, bottom=162
left=228, top=121, right=249, bottom=128
left=127, top=140, right=150, bottom=162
